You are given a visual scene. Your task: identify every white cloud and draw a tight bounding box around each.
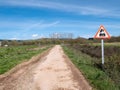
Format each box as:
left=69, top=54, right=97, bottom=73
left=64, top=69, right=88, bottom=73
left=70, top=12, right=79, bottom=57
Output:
left=32, top=34, right=38, bottom=38
left=38, top=21, right=60, bottom=28
left=0, top=0, right=119, bottom=17
left=105, top=24, right=120, bottom=29
left=0, top=20, right=60, bottom=40
left=82, top=34, right=93, bottom=38
left=11, top=38, right=17, bottom=40
left=22, top=21, right=60, bottom=34
left=0, top=20, right=60, bottom=30
left=32, top=34, right=47, bottom=39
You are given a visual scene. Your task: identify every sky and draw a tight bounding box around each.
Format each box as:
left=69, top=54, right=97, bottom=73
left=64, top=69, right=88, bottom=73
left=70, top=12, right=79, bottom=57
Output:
left=0, top=0, right=120, bottom=40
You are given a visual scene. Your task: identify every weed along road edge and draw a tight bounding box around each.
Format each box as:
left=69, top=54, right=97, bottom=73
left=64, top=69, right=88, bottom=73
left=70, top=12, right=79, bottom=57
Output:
left=0, top=45, right=92, bottom=90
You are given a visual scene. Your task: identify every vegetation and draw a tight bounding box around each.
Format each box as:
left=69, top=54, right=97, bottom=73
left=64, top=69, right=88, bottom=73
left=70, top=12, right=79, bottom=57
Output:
left=106, top=36, right=120, bottom=42
left=70, top=43, right=120, bottom=87
left=0, top=37, right=90, bottom=46
left=0, top=36, right=119, bottom=89
left=0, top=36, right=120, bottom=46
left=0, top=45, right=50, bottom=74
left=63, top=46, right=119, bottom=90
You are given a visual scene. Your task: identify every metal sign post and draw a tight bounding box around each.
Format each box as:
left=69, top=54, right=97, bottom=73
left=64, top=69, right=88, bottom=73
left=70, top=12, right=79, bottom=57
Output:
left=101, top=39, right=104, bottom=65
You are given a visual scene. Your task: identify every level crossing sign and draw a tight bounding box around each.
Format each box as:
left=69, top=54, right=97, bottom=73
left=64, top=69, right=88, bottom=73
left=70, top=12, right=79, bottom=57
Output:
left=94, top=25, right=111, bottom=39
left=94, top=25, right=111, bottom=65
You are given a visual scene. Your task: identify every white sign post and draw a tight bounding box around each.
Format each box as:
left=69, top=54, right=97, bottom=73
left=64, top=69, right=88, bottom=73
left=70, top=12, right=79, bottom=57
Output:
left=94, top=25, right=111, bottom=65
left=101, top=39, right=104, bottom=64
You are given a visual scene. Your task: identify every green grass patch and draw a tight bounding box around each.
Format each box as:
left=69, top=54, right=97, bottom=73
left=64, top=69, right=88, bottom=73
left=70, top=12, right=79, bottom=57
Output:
left=63, top=46, right=119, bottom=90
left=0, top=45, right=50, bottom=74
left=91, top=42, right=120, bottom=47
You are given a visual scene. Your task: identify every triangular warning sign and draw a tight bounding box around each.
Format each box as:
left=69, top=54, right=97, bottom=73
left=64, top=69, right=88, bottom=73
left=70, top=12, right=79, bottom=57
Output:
left=94, top=25, right=111, bottom=39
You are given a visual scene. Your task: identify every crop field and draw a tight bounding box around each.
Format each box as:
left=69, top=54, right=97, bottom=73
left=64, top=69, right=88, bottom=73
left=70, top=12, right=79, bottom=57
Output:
left=0, top=45, right=50, bottom=74
left=66, top=42, right=120, bottom=89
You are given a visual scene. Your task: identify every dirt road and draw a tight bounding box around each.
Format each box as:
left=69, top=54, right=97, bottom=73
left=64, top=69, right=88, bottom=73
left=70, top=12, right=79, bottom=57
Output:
left=0, top=45, right=92, bottom=90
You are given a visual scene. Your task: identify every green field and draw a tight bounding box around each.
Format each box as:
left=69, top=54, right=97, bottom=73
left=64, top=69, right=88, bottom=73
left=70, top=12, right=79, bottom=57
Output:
left=0, top=45, right=50, bottom=74
left=91, top=42, right=120, bottom=47
left=63, top=46, right=119, bottom=90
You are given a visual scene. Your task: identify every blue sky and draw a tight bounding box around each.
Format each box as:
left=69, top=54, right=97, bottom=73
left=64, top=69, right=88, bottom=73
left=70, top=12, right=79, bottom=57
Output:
left=0, top=0, right=120, bottom=40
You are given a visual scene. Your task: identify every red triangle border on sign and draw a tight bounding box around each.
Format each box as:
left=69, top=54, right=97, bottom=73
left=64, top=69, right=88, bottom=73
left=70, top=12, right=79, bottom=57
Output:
left=94, top=25, right=111, bottom=39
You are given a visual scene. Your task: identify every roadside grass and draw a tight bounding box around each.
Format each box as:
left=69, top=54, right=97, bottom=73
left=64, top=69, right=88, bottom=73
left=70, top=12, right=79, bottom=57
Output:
left=0, top=45, right=50, bottom=74
left=91, top=42, right=120, bottom=47
left=63, top=46, right=119, bottom=90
